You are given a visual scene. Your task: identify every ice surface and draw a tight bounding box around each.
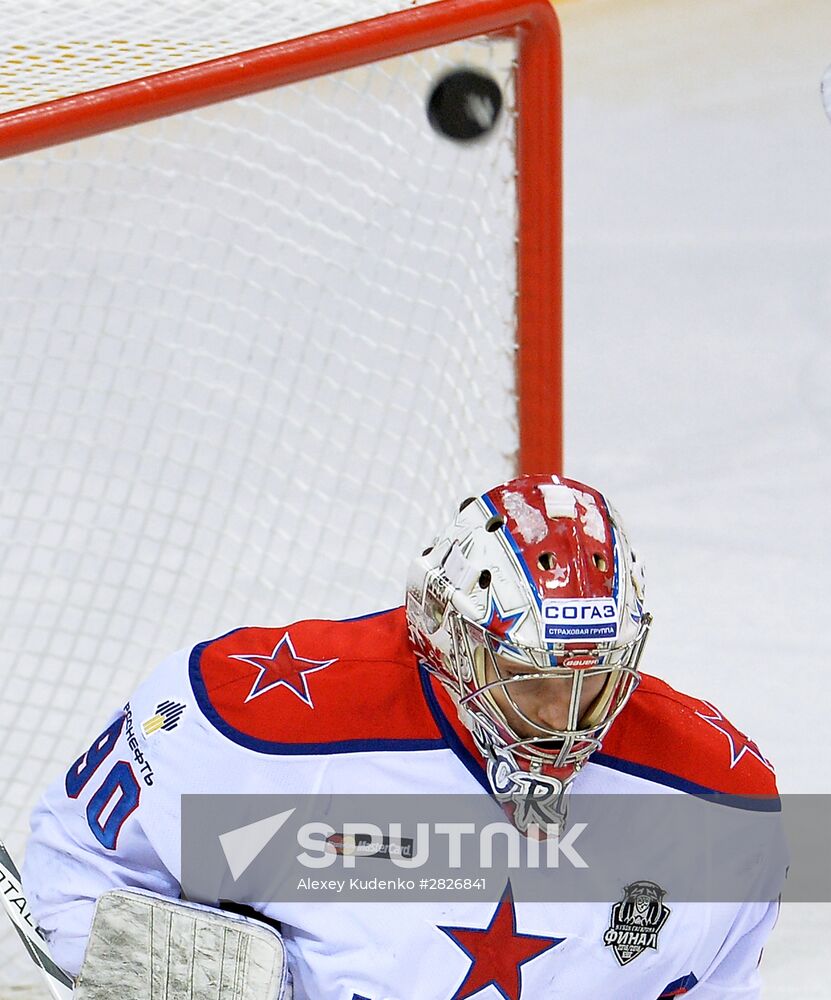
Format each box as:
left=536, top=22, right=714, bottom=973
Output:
left=558, top=0, right=831, bottom=993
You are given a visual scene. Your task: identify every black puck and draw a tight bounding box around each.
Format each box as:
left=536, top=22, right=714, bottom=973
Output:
left=427, top=68, right=503, bottom=143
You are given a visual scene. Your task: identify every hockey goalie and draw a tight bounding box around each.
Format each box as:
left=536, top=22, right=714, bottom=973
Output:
left=21, top=476, right=784, bottom=999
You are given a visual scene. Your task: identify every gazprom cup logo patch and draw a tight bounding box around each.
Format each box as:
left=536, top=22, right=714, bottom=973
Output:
left=604, top=880, right=670, bottom=966
left=542, top=598, right=618, bottom=641
left=142, top=700, right=186, bottom=737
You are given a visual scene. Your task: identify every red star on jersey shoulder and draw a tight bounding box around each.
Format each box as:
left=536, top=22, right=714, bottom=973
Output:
left=229, top=632, right=337, bottom=707
left=695, top=701, right=774, bottom=773
left=439, top=883, right=564, bottom=1000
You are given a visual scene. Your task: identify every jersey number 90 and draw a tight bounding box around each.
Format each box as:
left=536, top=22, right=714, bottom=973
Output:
left=65, top=715, right=140, bottom=850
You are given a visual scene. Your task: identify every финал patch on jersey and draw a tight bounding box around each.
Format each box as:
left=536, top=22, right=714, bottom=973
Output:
left=603, top=880, right=670, bottom=966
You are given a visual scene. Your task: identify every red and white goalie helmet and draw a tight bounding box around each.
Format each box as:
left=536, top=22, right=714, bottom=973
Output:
left=406, top=474, right=651, bottom=830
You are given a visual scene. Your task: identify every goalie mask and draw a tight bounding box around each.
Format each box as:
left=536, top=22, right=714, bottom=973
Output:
left=406, top=474, right=651, bottom=831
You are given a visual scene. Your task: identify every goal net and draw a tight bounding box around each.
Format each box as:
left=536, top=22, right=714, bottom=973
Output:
left=0, top=0, right=560, bottom=989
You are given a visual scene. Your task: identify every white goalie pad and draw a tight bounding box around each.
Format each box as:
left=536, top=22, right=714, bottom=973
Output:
left=74, top=889, right=291, bottom=1000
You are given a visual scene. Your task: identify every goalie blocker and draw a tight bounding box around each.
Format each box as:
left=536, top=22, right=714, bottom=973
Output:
left=74, top=889, right=292, bottom=1000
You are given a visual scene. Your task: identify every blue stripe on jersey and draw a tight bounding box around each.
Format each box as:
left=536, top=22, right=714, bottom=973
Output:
left=188, top=644, right=447, bottom=756
left=658, top=972, right=699, bottom=997
left=418, top=664, right=491, bottom=793
left=591, top=753, right=781, bottom=811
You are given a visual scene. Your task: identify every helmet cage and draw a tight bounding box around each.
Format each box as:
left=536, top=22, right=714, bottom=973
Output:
left=439, top=604, right=652, bottom=773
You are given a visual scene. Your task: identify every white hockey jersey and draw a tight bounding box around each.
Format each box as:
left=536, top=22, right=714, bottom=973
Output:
left=23, top=607, right=781, bottom=999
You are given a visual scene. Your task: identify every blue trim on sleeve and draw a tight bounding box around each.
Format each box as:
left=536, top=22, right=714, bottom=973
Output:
left=418, top=664, right=491, bottom=793
left=188, top=638, right=447, bottom=757
left=658, top=971, right=698, bottom=996
left=591, top=753, right=781, bottom=811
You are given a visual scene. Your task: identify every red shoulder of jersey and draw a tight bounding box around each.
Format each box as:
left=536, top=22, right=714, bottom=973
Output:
left=598, top=673, right=778, bottom=797
left=188, top=607, right=445, bottom=753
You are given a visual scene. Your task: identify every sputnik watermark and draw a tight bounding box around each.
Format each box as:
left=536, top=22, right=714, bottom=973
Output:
left=183, top=792, right=789, bottom=904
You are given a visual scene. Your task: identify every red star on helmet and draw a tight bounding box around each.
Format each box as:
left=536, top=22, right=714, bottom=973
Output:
left=229, top=633, right=337, bottom=708
left=439, top=883, right=564, bottom=1000
left=482, top=599, right=525, bottom=639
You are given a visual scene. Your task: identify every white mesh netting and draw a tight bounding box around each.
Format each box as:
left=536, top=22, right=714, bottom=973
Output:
left=0, top=1, right=427, bottom=112
left=0, top=7, right=521, bottom=992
